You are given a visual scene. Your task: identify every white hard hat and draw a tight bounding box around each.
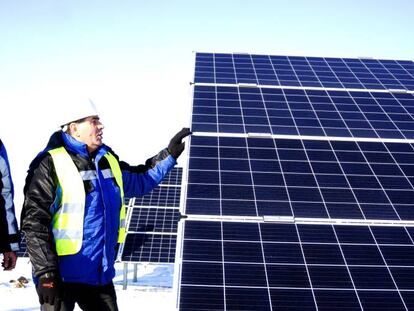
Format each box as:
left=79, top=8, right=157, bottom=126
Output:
left=58, top=98, right=99, bottom=128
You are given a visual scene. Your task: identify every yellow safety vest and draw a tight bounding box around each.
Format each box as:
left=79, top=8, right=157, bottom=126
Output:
left=48, top=147, right=126, bottom=256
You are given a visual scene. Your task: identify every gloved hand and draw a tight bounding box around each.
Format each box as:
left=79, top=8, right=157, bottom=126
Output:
left=168, top=128, right=192, bottom=159
left=36, top=272, right=63, bottom=310
left=1, top=251, right=17, bottom=270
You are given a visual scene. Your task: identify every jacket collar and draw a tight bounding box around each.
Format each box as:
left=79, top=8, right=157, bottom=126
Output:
left=45, top=131, right=110, bottom=160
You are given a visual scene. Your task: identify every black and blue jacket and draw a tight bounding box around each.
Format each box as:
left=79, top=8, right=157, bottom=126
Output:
left=0, top=139, right=19, bottom=253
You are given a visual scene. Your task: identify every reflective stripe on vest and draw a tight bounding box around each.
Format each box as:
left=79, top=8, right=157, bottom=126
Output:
left=103, top=153, right=126, bottom=243
left=49, top=147, right=126, bottom=256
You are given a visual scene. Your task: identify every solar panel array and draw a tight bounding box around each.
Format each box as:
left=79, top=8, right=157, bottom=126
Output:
left=176, top=52, right=414, bottom=311
left=119, top=167, right=182, bottom=264
left=195, top=53, right=414, bottom=90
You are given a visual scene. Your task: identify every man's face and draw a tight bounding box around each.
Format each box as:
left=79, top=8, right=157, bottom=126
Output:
left=72, top=115, right=104, bottom=153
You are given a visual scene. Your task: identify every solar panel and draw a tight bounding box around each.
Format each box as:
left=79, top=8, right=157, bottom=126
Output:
left=119, top=167, right=182, bottom=264
left=178, top=220, right=414, bottom=310
left=175, top=52, right=414, bottom=310
left=192, top=85, right=414, bottom=138
left=186, top=135, right=414, bottom=220
left=194, top=53, right=414, bottom=91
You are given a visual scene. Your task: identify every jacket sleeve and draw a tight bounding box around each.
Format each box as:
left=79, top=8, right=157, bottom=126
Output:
left=20, top=153, right=59, bottom=277
left=0, top=140, right=20, bottom=253
left=119, top=148, right=177, bottom=198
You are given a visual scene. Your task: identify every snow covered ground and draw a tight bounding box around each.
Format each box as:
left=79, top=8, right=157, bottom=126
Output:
left=0, top=257, right=176, bottom=311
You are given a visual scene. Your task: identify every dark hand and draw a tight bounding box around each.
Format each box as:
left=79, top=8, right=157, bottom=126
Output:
left=2, top=251, right=17, bottom=270
left=36, top=272, right=63, bottom=310
left=168, top=128, right=192, bottom=159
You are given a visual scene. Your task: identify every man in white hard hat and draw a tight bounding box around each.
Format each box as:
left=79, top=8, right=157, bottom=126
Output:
left=21, top=99, right=191, bottom=311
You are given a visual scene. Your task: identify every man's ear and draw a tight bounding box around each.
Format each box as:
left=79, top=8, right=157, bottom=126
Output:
left=68, top=122, right=80, bottom=137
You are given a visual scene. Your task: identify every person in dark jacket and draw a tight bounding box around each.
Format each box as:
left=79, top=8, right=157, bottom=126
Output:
left=0, top=138, right=20, bottom=271
left=21, top=99, right=191, bottom=311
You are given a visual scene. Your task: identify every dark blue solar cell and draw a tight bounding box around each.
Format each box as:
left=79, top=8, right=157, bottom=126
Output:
left=249, top=148, right=278, bottom=159
left=386, top=142, right=414, bottom=152
left=256, top=200, right=292, bottom=216
left=250, top=159, right=281, bottom=172
left=353, top=189, right=390, bottom=204
left=226, top=288, right=271, bottom=311
left=380, top=245, right=414, bottom=265
left=220, top=159, right=250, bottom=171
left=386, top=190, right=414, bottom=204
left=321, top=188, right=356, bottom=203
left=335, top=151, right=366, bottom=162
left=378, top=176, right=413, bottom=189
left=341, top=163, right=373, bottom=175
left=221, top=199, right=257, bottom=216
left=334, top=225, right=375, bottom=243
left=351, top=266, right=396, bottom=289
left=288, top=187, right=323, bottom=202
left=187, top=184, right=220, bottom=198
left=220, top=147, right=247, bottom=159
left=326, top=203, right=364, bottom=219
left=181, top=261, right=223, bottom=286
left=347, top=176, right=381, bottom=188
left=221, top=185, right=254, bottom=200
left=308, top=265, right=353, bottom=288
left=392, top=152, right=414, bottom=164
left=278, top=149, right=307, bottom=160
left=298, top=224, right=336, bottom=242
left=185, top=198, right=220, bottom=215
left=179, top=285, right=224, bottom=311
left=260, top=223, right=298, bottom=242
left=357, top=291, right=406, bottom=311
left=311, top=162, right=343, bottom=174
left=331, top=141, right=359, bottom=151
left=360, top=203, right=399, bottom=220
left=394, top=205, right=414, bottom=220
left=399, top=164, right=414, bottom=176
left=188, top=170, right=219, bottom=184
left=223, top=222, right=260, bottom=241
left=184, top=220, right=222, bottom=240
left=263, top=243, right=304, bottom=264
left=390, top=267, right=414, bottom=290
left=267, top=265, right=310, bottom=287
left=284, top=174, right=318, bottom=187
left=281, top=161, right=313, bottom=173
left=191, top=135, right=218, bottom=146
left=371, top=226, right=412, bottom=245
left=307, top=150, right=337, bottom=161
left=325, top=128, right=352, bottom=137
left=315, top=175, right=349, bottom=188
left=314, top=290, right=361, bottom=310
left=270, top=289, right=316, bottom=311
left=253, top=172, right=285, bottom=186
left=248, top=138, right=276, bottom=148
left=364, top=152, right=396, bottom=163
left=342, top=245, right=385, bottom=265
left=225, top=263, right=267, bottom=287
left=292, top=202, right=328, bottom=218
left=182, top=240, right=222, bottom=261
left=223, top=241, right=264, bottom=262
left=255, top=186, right=288, bottom=201
left=302, top=244, right=345, bottom=264
left=221, top=171, right=252, bottom=185
left=272, top=126, right=299, bottom=135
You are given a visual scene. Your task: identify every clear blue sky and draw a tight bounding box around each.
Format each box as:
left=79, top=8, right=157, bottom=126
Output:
left=0, top=0, right=413, bottom=210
